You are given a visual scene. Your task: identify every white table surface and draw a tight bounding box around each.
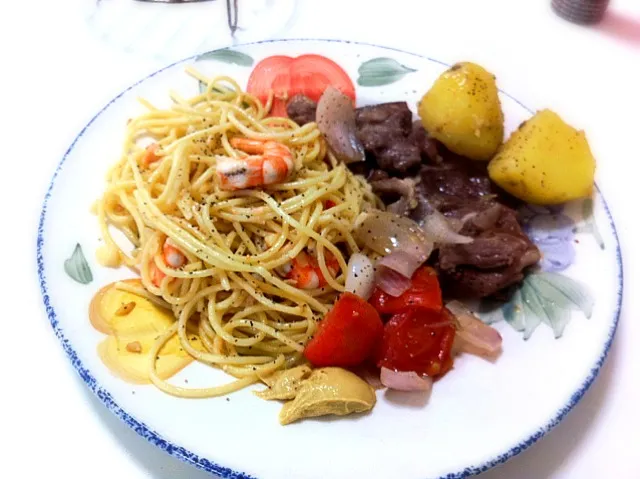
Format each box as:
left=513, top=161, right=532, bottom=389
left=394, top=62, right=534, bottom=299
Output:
left=3, top=0, right=640, bottom=477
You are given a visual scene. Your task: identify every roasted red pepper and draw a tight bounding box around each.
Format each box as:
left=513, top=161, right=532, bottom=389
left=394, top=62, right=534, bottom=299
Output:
left=376, top=308, right=455, bottom=378
left=304, top=292, right=383, bottom=367
left=370, top=266, right=442, bottom=316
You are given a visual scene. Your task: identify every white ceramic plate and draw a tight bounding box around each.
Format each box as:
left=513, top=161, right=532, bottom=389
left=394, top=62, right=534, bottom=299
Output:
left=37, top=39, right=622, bottom=479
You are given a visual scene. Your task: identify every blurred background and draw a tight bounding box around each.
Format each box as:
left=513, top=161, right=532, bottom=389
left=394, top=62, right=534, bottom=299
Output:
left=85, top=0, right=297, bottom=60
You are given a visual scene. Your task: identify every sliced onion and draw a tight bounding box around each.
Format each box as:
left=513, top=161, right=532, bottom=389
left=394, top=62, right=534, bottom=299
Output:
left=447, top=300, right=502, bottom=360
left=345, top=253, right=375, bottom=300
left=376, top=250, right=422, bottom=278
left=470, top=204, right=502, bottom=230
left=422, top=211, right=474, bottom=244
left=380, top=367, right=433, bottom=392
left=374, top=250, right=424, bottom=296
left=414, top=197, right=473, bottom=245
left=351, top=364, right=385, bottom=390
left=374, top=265, right=413, bottom=297
left=354, top=210, right=433, bottom=297
left=316, top=86, right=365, bottom=164
left=387, top=197, right=410, bottom=216
left=446, top=212, right=478, bottom=233
left=354, top=210, right=433, bottom=260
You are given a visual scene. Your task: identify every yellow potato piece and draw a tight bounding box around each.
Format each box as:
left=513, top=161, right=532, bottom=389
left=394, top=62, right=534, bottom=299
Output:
left=90, top=280, right=203, bottom=385
left=488, top=109, right=596, bottom=205
left=279, top=368, right=376, bottom=425
left=419, top=62, right=504, bottom=161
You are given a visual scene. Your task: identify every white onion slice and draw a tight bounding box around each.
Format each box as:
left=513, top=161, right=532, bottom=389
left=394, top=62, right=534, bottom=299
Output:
left=345, top=253, right=375, bottom=300
left=447, top=300, right=502, bottom=360
left=469, top=204, right=502, bottom=230
left=354, top=210, right=433, bottom=260
left=422, top=211, right=474, bottom=245
left=446, top=212, right=478, bottom=233
left=413, top=196, right=473, bottom=245
left=380, top=367, right=433, bottom=392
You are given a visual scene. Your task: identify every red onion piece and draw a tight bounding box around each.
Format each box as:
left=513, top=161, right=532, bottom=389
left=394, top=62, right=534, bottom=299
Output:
left=374, top=250, right=425, bottom=296
left=316, top=86, right=365, bottom=164
left=351, top=364, right=385, bottom=390
left=355, top=210, right=434, bottom=297
left=380, top=367, right=433, bottom=392
left=374, top=266, right=413, bottom=297
left=345, top=253, right=375, bottom=300
left=354, top=210, right=433, bottom=260
left=376, top=250, right=422, bottom=278
left=447, top=300, right=502, bottom=360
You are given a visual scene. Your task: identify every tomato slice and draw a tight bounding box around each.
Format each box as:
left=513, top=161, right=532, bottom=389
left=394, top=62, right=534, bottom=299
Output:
left=304, top=292, right=383, bottom=368
left=370, top=267, right=442, bottom=316
left=246, top=56, right=293, bottom=117
left=246, top=54, right=356, bottom=117
left=376, top=309, right=455, bottom=378
left=289, top=54, right=356, bottom=103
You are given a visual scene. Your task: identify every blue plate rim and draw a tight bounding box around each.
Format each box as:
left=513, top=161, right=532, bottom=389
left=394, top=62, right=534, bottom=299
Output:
left=36, top=38, right=623, bottom=479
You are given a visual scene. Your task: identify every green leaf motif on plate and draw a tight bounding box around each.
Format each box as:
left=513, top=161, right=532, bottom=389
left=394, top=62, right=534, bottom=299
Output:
left=64, top=243, right=93, bottom=285
left=196, top=49, right=254, bottom=67
left=520, top=281, right=545, bottom=339
left=534, top=272, right=594, bottom=318
left=357, top=57, right=416, bottom=86
left=480, top=272, right=593, bottom=339
left=501, top=288, right=525, bottom=332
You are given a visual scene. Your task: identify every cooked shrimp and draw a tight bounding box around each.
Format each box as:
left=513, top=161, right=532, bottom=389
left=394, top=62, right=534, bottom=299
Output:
left=150, top=238, right=187, bottom=287
left=142, top=143, right=160, bottom=166
left=216, top=138, right=294, bottom=190
left=163, top=238, right=186, bottom=268
left=286, top=251, right=340, bottom=289
left=149, top=262, right=166, bottom=288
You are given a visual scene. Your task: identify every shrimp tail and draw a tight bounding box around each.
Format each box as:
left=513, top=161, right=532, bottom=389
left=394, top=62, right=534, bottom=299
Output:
left=217, top=138, right=294, bottom=190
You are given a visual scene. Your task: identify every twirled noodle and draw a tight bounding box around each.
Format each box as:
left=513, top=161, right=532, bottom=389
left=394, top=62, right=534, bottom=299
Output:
left=95, top=70, right=381, bottom=398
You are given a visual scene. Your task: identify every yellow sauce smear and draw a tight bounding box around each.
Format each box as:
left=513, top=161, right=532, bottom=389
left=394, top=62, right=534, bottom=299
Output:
left=89, top=279, right=202, bottom=384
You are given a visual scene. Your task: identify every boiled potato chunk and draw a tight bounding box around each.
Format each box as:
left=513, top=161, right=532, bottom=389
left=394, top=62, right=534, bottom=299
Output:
left=419, top=62, right=504, bottom=160
left=488, top=109, right=596, bottom=205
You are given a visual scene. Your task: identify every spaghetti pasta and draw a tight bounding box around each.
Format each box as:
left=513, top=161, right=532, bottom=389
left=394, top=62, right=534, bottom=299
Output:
left=95, top=70, right=380, bottom=398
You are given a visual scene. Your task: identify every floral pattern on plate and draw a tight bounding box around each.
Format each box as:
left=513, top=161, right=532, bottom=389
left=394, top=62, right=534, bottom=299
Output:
left=64, top=243, right=93, bottom=285
left=357, top=57, right=417, bottom=86
left=481, top=198, right=603, bottom=339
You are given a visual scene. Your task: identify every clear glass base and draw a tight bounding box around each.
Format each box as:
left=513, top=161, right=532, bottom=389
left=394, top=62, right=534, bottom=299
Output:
left=86, top=0, right=297, bottom=61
